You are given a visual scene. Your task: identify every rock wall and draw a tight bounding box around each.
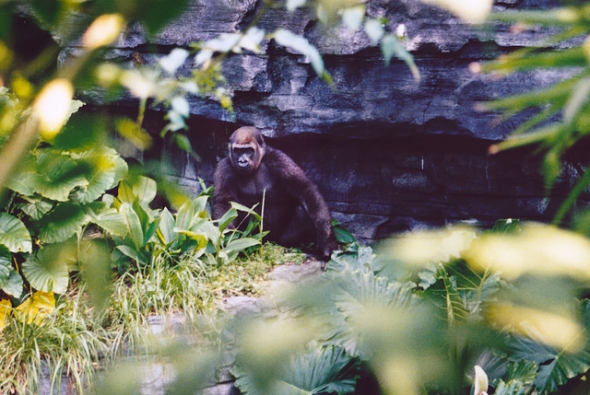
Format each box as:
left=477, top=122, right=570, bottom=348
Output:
left=72, top=0, right=589, bottom=243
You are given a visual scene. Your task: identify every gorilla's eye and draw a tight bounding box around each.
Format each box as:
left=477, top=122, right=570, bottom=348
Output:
left=234, top=147, right=254, bottom=156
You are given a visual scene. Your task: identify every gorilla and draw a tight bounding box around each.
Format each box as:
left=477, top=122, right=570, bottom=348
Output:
left=212, top=126, right=336, bottom=260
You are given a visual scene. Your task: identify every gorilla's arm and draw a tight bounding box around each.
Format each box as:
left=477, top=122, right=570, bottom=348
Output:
left=268, top=149, right=336, bottom=258
left=212, top=158, right=238, bottom=222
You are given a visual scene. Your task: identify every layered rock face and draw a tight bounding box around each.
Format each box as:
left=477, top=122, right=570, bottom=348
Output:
left=72, top=0, right=587, bottom=243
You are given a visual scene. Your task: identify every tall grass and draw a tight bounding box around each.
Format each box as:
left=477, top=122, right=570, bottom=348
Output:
left=0, top=243, right=302, bottom=394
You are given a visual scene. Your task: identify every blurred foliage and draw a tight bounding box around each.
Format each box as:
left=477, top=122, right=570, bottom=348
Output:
left=472, top=2, right=590, bottom=225
left=4, top=0, right=590, bottom=395
left=97, top=220, right=590, bottom=395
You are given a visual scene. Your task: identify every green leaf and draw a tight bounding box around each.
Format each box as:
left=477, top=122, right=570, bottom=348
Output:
left=329, top=267, right=418, bottom=359
left=120, top=203, right=144, bottom=250
left=235, top=345, right=358, bottom=395
left=174, top=229, right=208, bottom=253
left=563, top=77, right=590, bottom=125
left=3, top=269, right=23, bottom=298
left=421, top=264, right=469, bottom=325
left=332, top=221, right=355, bottom=244
left=506, top=301, right=590, bottom=394
left=157, top=207, right=176, bottom=245
left=364, top=19, right=384, bottom=44
left=0, top=251, right=15, bottom=299
left=120, top=176, right=157, bottom=205
left=0, top=213, right=32, bottom=253
left=0, top=246, right=12, bottom=288
left=53, top=114, right=107, bottom=151
left=38, top=202, right=89, bottom=243
left=342, top=5, right=365, bottom=31
left=505, top=360, right=538, bottom=384
left=87, top=203, right=128, bottom=237
left=22, top=244, right=73, bottom=294
left=220, top=237, right=261, bottom=262
left=175, top=198, right=198, bottom=230
left=380, top=34, right=420, bottom=81
left=116, top=245, right=149, bottom=266
left=16, top=195, right=54, bottom=220
left=35, top=150, right=88, bottom=201
left=70, top=146, right=127, bottom=203
left=273, top=29, right=331, bottom=82
left=217, top=207, right=238, bottom=232
left=6, top=154, right=37, bottom=196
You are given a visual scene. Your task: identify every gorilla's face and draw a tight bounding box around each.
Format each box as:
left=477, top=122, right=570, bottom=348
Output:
left=231, top=145, right=256, bottom=174
left=229, top=127, right=266, bottom=175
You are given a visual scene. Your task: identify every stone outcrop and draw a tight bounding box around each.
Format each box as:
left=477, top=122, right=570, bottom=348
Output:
left=69, top=0, right=588, bottom=243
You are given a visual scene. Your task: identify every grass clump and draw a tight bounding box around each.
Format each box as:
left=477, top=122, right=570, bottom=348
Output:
left=0, top=242, right=302, bottom=394
left=0, top=290, right=115, bottom=394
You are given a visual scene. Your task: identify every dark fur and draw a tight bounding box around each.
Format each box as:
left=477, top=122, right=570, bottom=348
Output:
left=213, top=126, right=336, bottom=259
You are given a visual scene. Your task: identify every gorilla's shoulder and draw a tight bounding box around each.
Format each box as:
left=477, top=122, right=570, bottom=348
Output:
left=265, top=146, right=293, bottom=163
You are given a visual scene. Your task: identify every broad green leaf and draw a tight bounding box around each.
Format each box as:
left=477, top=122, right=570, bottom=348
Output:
left=218, top=207, right=238, bottom=232
left=119, top=203, right=144, bottom=250
left=332, top=221, right=356, bottom=244
left=14, top=291, right=55, bottom=325
left=175, top=198, right=198, bottom=230
left=38, top=202, right=89, bottom=243
left=16, top=196, right=54, bottom=220
left=87, top=203, right=128, bottom=236
left=131, top=176, right=157, bottom=204
left=284, top=346, right=358, bottom=394
left=35, top=150, right=87, bottom=201
left=70, top=146, right=125, bottom=203
left=3, top=269, right=23, bottom=298
left=53, top=114, right=107, bottom=151
left=195, top=220, right=220, bottom=246
left=505, top=360, right=538, bottom=384
left=235, top=345, right=358, bottom=395
left=0, top=213, right=32, bottom=253
left=0, top=246, right=11, bottom=287
left=157, top=207, right=176, bottom=245
left=144, top=217, right=161, bottom=245
left=220, top=237, right=261, bottom=262
left=6, top=154, right=37, bottom=196
left=230, top=201, right=262, bottom=221
left=326, top=265, right=418, bottom=359
left=22, top=245, right=72, bottom=294
left=116, top=245, right=149, bottom=265
left=174, top=229, right=208, bottom=253
left=118, top=175, right=157, bottom=205
left=507, top=301, right=590, bottom=393
left=421, top=264, right=470, bottom=325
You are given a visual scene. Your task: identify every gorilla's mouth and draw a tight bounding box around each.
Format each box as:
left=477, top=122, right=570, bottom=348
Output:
left=237, top=163, right=253, bottom=173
